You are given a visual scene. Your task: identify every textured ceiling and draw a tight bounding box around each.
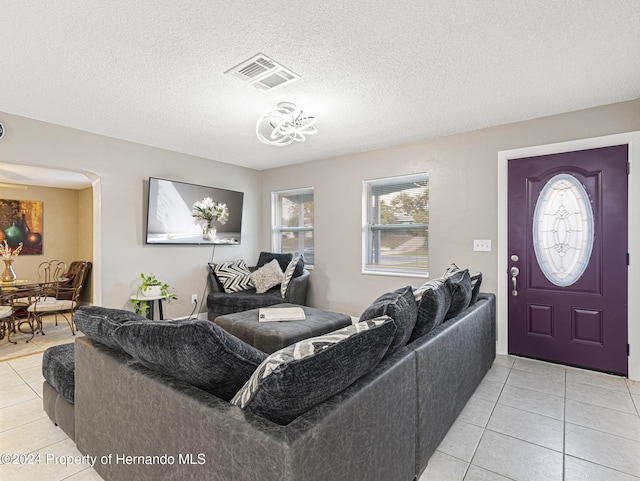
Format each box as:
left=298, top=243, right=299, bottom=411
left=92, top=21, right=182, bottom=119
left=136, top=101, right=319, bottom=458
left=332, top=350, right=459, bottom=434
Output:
left=1, top=1, right=639, bottom=172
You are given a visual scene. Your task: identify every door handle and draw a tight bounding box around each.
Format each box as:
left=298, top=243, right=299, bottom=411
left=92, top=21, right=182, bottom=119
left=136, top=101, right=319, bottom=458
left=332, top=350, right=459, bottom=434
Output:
left=510, top=266, right=520, bottom=296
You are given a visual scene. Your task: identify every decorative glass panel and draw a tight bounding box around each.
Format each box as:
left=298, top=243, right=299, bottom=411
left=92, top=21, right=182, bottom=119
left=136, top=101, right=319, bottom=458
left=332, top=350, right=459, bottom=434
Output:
left=533, top=174, right=594, bottom=287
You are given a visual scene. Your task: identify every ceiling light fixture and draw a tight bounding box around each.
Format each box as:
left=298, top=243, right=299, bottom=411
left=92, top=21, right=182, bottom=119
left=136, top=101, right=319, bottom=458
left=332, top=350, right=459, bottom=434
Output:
left=256, top=102, right=318, bottom=147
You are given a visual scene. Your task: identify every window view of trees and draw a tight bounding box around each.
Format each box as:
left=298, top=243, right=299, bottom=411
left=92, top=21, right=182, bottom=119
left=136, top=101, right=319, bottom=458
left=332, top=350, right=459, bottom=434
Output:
left=274, top=189, right=314, bottom=265
left=365, top=174, right=428, bottom=274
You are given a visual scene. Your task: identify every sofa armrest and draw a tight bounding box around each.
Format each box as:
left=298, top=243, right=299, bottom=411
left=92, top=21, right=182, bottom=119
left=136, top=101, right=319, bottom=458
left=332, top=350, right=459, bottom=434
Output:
left=283, top=269, right=310, bottom=305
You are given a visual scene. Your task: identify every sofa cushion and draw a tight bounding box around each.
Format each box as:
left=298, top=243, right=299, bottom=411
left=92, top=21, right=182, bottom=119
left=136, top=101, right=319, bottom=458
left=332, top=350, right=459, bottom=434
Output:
left=359, top=286, right=417, bottom=355
left=256, top=251, right=294, bottom=273
left=443, top=264, right=472, bottom=320
left=470, top=272, right=483, bottom=305
left=410, top=279, right=452, bottom=341
left=250, top=259, right=284, bottom=294
left=231, top=316, right=396, bottom=425
left=213, top=259, right=253, bottom=293
left=42, top=343, right=75, bottom=404
left=113, top=319, right=268, bottom=401
left=281, top=255, right=302, bottom=298
left=74, top=306, right=148, bottom=350
left=207, top=290, right=284, bottom=316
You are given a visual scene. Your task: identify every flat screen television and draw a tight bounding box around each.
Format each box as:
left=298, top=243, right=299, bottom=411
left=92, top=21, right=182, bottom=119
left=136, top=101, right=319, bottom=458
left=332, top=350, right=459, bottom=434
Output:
left=145, top=177, right=244, bottom=245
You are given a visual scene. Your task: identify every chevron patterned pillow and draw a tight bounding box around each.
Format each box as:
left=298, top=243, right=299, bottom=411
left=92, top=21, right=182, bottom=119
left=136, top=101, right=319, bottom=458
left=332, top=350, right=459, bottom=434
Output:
left=213, top=259, right=253, bottom=293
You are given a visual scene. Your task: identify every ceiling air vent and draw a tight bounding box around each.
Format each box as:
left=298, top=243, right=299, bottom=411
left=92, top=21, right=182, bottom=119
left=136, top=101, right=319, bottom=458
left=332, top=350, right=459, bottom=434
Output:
left=224, top=53, right=300, bottom=91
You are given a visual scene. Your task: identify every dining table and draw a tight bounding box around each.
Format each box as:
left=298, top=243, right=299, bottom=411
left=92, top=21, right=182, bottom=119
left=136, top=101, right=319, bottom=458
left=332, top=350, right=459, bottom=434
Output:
left=0, top=279, right=49, bottom=343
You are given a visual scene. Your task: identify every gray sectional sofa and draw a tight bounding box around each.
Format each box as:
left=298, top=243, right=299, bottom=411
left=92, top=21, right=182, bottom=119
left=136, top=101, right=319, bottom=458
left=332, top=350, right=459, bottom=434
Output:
left=43, top=266, right=495, bottom=481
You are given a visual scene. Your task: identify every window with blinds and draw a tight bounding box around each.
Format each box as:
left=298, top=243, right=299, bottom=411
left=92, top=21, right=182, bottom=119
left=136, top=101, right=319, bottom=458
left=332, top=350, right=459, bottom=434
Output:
left=272, top=188, right=314, bottom=266
left=363, top=173, right=429, bottom=276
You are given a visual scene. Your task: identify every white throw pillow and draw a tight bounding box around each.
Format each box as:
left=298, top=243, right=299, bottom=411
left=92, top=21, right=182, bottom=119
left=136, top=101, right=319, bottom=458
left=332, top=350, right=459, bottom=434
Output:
left=250, top=259, right=284, bottom=294
left=280, top=255, right=301, bottom=298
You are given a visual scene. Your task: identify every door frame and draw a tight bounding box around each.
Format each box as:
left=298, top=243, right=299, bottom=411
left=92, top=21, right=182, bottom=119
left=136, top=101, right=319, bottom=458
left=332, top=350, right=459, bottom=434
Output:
left=498, top=131, right=640, bottom=381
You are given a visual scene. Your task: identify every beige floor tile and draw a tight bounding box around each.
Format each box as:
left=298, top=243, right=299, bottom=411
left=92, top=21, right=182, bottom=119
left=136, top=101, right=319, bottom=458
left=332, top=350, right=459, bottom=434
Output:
left=0, top=381, right=38, bottom=409
left=419, top=451, right=468, bottom=481
left=464, top=465, right=513, bottom=481
left=473, top=378, right=504, bottom=403
left=566, top=379, right=636, bottom=414
left=0, top=397, right=46, bottom=432
left=498, top=384, right=564, bottom=420
left=566, top=367, right=629, bottom=393
left=565, top=423, right=640, bottom=477
left=513, top=357, right=566, bottom=381
left=492, top=354, right=515, bottom=369
left=472, top=430, right=563, bottom=481
left=506, top=367, right=565, bottom=397
left=458, top=395, right=496, bottom=428
left=564, top=455, right=640, bottom=481
left=486, top=404, right=564, bottom=452
left=0, top=438, right=92, bottom=481
left=483, top=365, right=510, bottom=384
left=437, top=420, right=484, bottom=463
left=566, top=399, right=640, bottom=442
left=0, top=417, right=68, bottom=454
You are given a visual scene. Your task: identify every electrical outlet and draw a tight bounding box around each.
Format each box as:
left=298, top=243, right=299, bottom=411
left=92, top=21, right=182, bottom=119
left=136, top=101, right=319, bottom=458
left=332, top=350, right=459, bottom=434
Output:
left=191, top=294, right=197, bottom=304
left=473, top=239, right=492, bottom=252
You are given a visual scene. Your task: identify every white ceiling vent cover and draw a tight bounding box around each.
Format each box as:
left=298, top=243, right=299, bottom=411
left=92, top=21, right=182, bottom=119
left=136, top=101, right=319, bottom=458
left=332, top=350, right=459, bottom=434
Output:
left=224, top=53, right=300, bottom=91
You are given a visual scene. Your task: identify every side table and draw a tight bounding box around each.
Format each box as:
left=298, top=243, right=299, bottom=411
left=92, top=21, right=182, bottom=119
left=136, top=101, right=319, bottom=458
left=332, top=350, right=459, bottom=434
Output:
left=130, top=295, right=166, bottom=320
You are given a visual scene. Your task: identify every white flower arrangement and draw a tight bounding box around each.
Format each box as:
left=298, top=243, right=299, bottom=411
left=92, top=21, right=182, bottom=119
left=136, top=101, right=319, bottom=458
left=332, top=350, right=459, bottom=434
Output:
left=0, top=240, right=23, bottom=260
left=191, top=197, right=229, bottom=228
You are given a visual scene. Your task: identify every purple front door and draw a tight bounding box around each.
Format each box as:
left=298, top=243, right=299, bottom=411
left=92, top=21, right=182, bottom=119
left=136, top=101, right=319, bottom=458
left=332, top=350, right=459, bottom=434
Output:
left=508, top=145, right=628, bottom=375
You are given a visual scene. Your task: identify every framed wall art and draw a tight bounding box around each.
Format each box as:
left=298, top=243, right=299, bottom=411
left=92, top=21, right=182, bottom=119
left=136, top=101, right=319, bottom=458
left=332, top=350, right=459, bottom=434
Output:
left=0, top=199, right=43, bottom=255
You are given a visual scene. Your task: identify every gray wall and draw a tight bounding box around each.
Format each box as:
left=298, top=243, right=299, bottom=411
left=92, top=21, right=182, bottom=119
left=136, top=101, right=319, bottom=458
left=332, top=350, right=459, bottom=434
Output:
left=1, top=99, right=638, bottom=320
left=0, top=112, right=261, bottom=318
left=260, top=99, right=640, bottom=317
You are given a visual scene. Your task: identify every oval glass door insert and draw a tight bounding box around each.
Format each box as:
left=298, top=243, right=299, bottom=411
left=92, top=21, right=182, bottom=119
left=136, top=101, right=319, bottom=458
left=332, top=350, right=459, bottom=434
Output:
left=532, top=173, right=594, bottom=287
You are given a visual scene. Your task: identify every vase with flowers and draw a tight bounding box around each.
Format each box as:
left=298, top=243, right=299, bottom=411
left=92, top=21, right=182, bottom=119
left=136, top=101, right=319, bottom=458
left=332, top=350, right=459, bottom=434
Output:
left=0, top=240, right=23, bottom=282
left=191, top=197, right=229, bottom=241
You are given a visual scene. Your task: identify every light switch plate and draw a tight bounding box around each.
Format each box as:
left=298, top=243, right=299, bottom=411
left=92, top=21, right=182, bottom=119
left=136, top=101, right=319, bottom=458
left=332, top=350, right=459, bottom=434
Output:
left=473, top=239, right=492, bottom=252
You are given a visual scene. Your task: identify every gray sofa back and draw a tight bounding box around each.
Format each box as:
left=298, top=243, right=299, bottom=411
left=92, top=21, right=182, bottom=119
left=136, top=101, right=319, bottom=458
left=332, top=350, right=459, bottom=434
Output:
left=74, top=293, right=495, bottom=481
left=75, top=338, right=417, bottom=481
left=410, top=293, right=496, bottom=475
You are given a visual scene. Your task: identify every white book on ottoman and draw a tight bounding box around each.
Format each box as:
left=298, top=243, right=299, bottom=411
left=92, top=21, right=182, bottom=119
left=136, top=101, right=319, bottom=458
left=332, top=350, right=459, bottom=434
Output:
left=258, top=307, right=306, bottom=322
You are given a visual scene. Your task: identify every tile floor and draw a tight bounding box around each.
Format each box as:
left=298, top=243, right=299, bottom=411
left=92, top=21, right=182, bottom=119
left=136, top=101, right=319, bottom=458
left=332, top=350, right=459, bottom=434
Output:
left=0, top=317, right=102, bottom=480
left=1, top=320, right=639, bottom=480
left=420, top=355, right=640, bottom=481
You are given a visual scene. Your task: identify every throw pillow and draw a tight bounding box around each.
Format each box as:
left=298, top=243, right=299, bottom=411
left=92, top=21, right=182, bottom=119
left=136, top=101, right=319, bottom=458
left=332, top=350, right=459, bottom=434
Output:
left=470, top=272, right=483, bottom=305
left=409, top=279, right=452, bottom=341
left=256, top=252, right=294, bottom=273
left=113, top=319, right=268, bottom=402
left=359, top=286, right=417, bottom=355
left=280, top=255, right=302, bottom=298
left=442, top=264, right=472, bottom=320
left=212, top=259, right=253, bottom=293
left=74, top=306, right=148, bottom=350
left=231, top=316, right=397, bottom=425
left=250, top=259, right=284, bottom=294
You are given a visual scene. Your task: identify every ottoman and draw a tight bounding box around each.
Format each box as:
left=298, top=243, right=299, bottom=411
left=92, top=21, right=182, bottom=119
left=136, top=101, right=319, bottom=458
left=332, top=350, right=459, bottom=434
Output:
left=214, top=303, right=352, bottom=353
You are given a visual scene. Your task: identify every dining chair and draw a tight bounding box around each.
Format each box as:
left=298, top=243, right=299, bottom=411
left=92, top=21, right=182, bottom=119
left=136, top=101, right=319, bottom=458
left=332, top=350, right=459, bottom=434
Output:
left=27, top=262, right=90, bottom=336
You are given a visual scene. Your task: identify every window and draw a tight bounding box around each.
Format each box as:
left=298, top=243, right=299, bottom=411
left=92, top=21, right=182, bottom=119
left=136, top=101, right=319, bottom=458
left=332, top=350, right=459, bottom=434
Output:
left=272, top=188, right=314, bottom=266
left=363, top=173, right=428, bottom=276
left=533, top=173, right=594, bottom=287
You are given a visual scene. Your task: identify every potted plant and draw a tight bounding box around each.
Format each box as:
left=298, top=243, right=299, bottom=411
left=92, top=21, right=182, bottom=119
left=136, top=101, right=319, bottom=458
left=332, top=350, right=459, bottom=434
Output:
left=133, top=273, right=178, bottom=316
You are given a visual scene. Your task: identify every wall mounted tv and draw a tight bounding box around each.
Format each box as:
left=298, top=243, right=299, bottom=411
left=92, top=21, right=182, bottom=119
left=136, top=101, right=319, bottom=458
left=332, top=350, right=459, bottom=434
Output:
left=145, top=177, right=244, bottom=245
